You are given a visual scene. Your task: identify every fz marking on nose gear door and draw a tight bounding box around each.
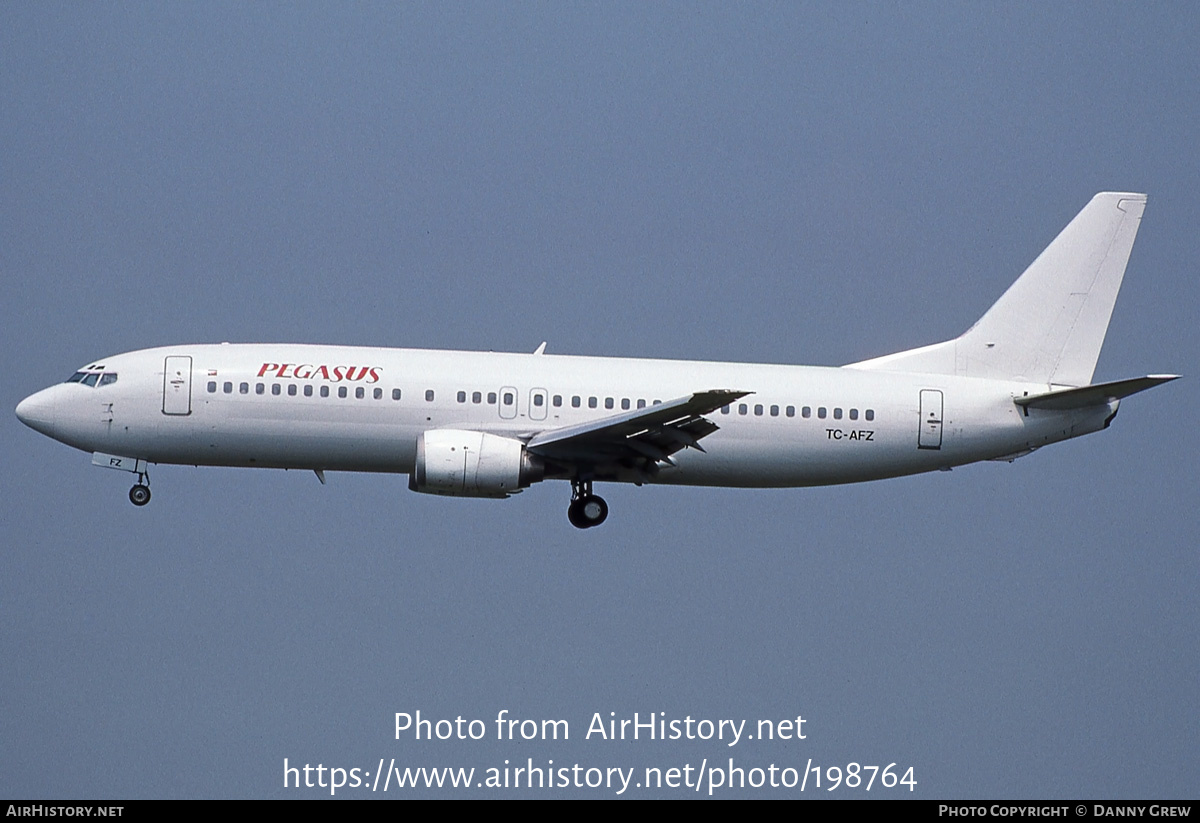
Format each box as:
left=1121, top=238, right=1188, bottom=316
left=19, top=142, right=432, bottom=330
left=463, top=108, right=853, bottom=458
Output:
left=162, top=356, right=192, bottom=416
left=918, top=389, right=943, bottom=450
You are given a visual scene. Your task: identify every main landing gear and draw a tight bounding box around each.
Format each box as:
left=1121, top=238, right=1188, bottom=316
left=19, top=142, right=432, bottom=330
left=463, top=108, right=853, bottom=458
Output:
left=567, top=478, right=608, bottom=529
left=128, top=471, right=151, bottom=507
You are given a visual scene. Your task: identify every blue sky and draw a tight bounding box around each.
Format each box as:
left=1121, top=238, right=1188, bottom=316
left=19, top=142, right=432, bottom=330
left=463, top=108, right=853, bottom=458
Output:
left=2, top=3, right=1196, bottom=798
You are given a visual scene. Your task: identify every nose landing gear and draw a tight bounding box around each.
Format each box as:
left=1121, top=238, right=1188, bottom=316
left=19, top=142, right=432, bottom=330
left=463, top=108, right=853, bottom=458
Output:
left=567, top=478, right=608, bottom=529
left=129, top=471, right=151, bottom=507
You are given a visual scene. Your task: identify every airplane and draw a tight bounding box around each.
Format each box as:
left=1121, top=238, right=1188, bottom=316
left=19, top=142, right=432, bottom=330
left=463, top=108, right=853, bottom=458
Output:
left=15, top=192, right=1178, bottom=529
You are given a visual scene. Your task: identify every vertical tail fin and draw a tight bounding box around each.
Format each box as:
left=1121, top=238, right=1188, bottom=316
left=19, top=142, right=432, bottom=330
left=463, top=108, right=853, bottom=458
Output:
left=848, top=192, right=1147, bottom=386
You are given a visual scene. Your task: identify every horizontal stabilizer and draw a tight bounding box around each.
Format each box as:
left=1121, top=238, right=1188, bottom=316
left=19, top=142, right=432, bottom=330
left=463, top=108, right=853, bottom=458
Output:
left=1014, top=375, right=1179, bottom=411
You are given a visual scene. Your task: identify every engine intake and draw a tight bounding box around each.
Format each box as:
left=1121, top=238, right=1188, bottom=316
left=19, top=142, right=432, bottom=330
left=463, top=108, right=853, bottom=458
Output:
left=409, top=429, right=544, bottom=498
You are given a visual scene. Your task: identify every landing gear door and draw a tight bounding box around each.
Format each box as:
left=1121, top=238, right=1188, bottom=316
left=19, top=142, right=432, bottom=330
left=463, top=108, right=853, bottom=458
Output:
left=163, top=356, right=192, bottom=415
left=918, top=389, right=943, bottom=450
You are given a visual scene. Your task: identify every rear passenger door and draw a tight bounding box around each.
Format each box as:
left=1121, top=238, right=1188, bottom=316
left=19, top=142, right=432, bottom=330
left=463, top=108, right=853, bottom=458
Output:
left=918, top=389, right=943, bottom=449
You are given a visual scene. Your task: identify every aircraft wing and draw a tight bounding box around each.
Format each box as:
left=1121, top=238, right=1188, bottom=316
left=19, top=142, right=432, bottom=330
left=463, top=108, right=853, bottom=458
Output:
left=526, top=389, right=749, bottom=472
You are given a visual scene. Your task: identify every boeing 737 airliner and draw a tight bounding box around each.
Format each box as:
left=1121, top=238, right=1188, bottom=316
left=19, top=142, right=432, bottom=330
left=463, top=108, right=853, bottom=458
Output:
left=16, top=193, right=1178, bottom=527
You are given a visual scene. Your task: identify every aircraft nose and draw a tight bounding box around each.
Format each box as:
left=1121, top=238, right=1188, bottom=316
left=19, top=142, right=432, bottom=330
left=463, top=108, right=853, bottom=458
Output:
left=15, top=388, right=59, bottom=436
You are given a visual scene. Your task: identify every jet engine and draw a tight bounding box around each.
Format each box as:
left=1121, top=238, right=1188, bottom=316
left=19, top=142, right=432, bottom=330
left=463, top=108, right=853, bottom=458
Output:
left=408, top=429, right=544, bottom=498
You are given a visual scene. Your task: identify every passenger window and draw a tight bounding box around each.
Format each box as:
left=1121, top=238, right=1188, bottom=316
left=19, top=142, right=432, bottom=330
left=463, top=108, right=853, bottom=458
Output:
left=572, top=396, right=581, bottom=408
left=208, top=381, right=217, bottom=393
left=392, top=389, right=401, bottom=400
left=425, top=390, right=435, bottom=402
left=833, top=407, right=842, bottom=420
left=721, top=405, right=730, bottom=414
left=356, top=387, right=365, bottom=399
left=802, top=406, right=811, bottom=418
left=272, top=384, right=281, bottom=396
left=304, top=385, right=313, bottom=397
left=239, top=382, right=249, bottom=394
left=534, top=394, right=544, bottom=407
left=374, top=388, right=382, bottom=400
left=338, top=386, right=347, bottom=398
left=621, top=398, right=630, bottom=410
left=488, top=392, right=497, bottom=404
left=288, top=384, right=297, bottom=396
left=738, top=404, right=748, bottom=415
left=224, top=382, right=233, bottom=394
left=849, top=408, right=858, bottom=420
left=604, top=397, right=614, bottom=409
left=457, top=391, right=467, bottom=403
left=256, top=383, right=264, bottom=395
left=865, top=409, right=875, bottom=421
left=503, top=392, right=514, bottom=405
left=786, top=406, right=795, bottom=417
left=473, top=391, right=482, bottom=404
left=637, top=399, right=646, bottom=409
left=770, top=405, right=779, bottom=417
left=322, top=386, right=331, bottom=398
left=818, top=407, right=827, bottom=419
left=753, top=404, right=762, bottom=415
left=588, top=397, right=598, bottom=409
left=552, top=395, right=562, bottom=407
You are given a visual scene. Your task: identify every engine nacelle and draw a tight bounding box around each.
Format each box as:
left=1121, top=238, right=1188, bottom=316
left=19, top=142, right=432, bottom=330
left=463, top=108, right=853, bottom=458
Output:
left=408, top=429, right=544, bottom=498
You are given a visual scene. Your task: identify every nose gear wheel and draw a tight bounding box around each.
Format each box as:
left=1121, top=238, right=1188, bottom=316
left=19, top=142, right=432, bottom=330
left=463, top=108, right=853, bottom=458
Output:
left=128, top=470, right=151, bottom=506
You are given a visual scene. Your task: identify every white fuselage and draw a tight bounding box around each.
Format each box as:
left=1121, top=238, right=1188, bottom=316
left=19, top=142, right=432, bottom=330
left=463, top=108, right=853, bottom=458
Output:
left=16, top=343, right=1115, bottom=489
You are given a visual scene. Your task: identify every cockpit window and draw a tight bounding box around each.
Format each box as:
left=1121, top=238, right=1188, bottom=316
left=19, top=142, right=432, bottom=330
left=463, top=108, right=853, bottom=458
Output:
left=66, top=371, right=118, bottom=388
